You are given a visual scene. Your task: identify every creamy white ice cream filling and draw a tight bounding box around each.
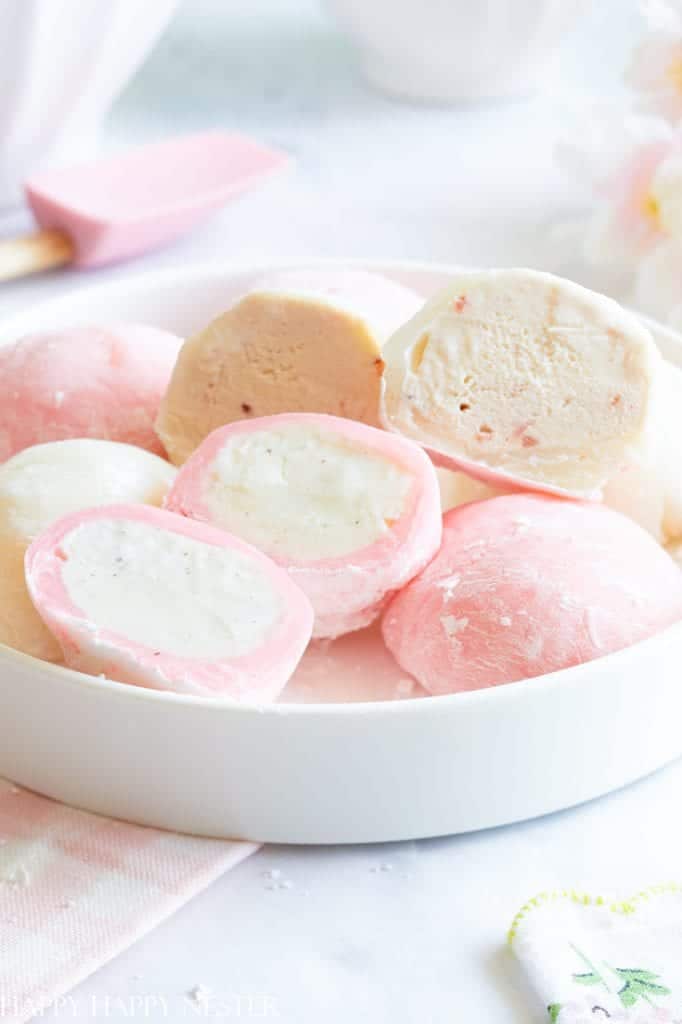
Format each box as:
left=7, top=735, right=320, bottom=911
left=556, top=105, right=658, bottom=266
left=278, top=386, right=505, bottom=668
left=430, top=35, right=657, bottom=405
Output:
left=382, top=271, right=658, bottom=493
left=59, top=518, right=282, bottom=658
left=203, top=425, right=412, bottom=561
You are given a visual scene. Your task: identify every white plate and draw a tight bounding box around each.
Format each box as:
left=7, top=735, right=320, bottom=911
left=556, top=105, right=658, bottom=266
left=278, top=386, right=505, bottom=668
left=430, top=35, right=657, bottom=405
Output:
left=0, top=260, right=681, bottom=845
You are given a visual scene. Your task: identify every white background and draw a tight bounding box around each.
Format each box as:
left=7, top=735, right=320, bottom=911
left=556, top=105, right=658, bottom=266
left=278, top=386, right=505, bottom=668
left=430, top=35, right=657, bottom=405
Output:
left=3, top=1, right=680, bottom=1020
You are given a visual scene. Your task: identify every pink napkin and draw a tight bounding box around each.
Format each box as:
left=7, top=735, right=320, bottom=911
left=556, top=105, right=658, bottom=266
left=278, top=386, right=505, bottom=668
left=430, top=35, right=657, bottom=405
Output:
left=0, top=778, right=257, bottom=1023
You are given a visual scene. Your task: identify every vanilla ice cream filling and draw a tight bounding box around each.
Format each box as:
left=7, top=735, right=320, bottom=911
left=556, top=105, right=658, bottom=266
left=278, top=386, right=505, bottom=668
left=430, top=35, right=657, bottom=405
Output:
left=203, top=426, right=412, bottom=561
left=383, top=274, right=656, bottom=493
left=59, top=519, right=282, bottom=658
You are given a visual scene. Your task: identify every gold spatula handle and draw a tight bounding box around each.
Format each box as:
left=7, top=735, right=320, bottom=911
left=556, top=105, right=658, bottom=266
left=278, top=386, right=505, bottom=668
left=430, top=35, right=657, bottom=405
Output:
left=0, top=229, right=74, bottom=282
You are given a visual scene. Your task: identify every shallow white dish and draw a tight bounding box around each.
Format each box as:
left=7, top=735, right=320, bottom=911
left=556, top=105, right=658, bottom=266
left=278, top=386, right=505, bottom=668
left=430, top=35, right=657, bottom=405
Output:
left=1, top=260, right=681, bottom=845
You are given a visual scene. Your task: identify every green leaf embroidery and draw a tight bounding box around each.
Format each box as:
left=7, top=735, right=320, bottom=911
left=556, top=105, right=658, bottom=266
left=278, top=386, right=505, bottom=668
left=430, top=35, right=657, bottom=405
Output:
left=635, top=981, right=670, bottom=996
left=569, top=945, right=610, bottom=992
left=619, top=985, right=637, bottom=1008
left=614, top=967, right=671, bottom=1008
left=614, top=969, right=656, bottom=979
left=613, top=967, right=671, bottom=993
left=547, top=1004, right=562, bottom=1023
left=573, top=971, right=601, bottom=986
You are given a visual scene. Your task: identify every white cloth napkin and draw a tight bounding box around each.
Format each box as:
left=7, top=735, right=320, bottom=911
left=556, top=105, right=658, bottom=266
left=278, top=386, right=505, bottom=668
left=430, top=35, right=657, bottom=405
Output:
left=510, top=885, right=682, bottom=1023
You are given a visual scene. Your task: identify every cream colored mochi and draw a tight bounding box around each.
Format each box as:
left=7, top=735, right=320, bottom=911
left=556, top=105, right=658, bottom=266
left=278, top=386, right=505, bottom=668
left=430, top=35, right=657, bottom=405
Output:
left=646, top=363, right=682, bottom=543
left=381, top=269, right=661, bottom=497
left=435, top=466, right=505, bottom=513
left=436, top=460, right=668, bottom=541
left=156, top=269, right=422, bottom=465
left=566, top=364, right=682, bottom=544
left=0, top=440, right=175, bottom=662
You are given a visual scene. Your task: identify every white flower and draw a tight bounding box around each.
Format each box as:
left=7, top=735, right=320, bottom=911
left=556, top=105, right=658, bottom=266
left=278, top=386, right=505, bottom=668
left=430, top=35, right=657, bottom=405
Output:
left=627, top=1, right=682, bottom=121
left=634, top=237, right=682, bottom=325
left=555, top=107, right=682, bottom=270
left=649, top=152, right=682, bottom=231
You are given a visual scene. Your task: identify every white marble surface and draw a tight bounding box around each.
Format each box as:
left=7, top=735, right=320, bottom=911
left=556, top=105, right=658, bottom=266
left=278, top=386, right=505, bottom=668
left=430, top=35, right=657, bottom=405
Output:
left=2, top=1, right=678, bottom=1020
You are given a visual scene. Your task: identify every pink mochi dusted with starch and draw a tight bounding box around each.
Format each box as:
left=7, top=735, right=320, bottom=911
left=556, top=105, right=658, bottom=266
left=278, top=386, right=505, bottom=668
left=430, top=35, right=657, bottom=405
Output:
left=25, top=504, right=313, bottom=701
left=0, top=324, right=183, bottom=460
left=165, top=412, right=442, bottom=639
left=382, top=494, right=682, bottom=695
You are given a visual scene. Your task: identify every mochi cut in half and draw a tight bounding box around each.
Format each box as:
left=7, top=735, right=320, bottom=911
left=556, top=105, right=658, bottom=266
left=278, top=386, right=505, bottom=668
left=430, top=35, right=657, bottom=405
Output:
left=26, top=504, right=313, bottom=701
left=381, top=269, right=661, bottom=498
left=155, top=269, right=422, bottom=465
left=0, top=440, right=175, bottom=662
left=165, top=412, right=442, bottom=638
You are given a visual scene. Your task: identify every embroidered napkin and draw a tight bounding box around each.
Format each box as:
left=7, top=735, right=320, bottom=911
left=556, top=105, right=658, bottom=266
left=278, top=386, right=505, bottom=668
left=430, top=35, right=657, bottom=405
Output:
left=509, top=885, right=682, bottom=1023
left=0, top=778, right=257, bottom=1024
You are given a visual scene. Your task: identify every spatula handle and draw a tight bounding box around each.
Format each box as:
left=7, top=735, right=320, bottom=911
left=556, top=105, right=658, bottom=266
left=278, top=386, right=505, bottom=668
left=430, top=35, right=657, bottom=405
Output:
left=0, top=229, right=73, bottom=281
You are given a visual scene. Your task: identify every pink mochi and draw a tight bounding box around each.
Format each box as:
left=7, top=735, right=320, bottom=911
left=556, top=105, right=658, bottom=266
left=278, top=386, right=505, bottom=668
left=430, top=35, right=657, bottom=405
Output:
left=25, top=504, right=313, bottom=701
left=165, top=412, right=443, bottom=638
left=382, top=494, right=682, bottom=695
left=0, top=324, right=183, bottom=460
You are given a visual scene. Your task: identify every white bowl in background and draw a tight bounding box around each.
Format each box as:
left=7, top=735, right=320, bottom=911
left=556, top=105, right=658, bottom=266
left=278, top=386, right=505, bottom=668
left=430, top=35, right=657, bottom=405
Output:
left=0, top=259, right=680, bottom=845
left=0, top=0, right=178, bottom=207
left=327, top=0, right=592, bottom=102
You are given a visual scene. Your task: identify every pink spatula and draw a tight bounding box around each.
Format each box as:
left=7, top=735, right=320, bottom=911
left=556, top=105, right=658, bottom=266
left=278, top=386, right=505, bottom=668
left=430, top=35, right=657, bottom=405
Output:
left=0, top=132, right=288, bottom=281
